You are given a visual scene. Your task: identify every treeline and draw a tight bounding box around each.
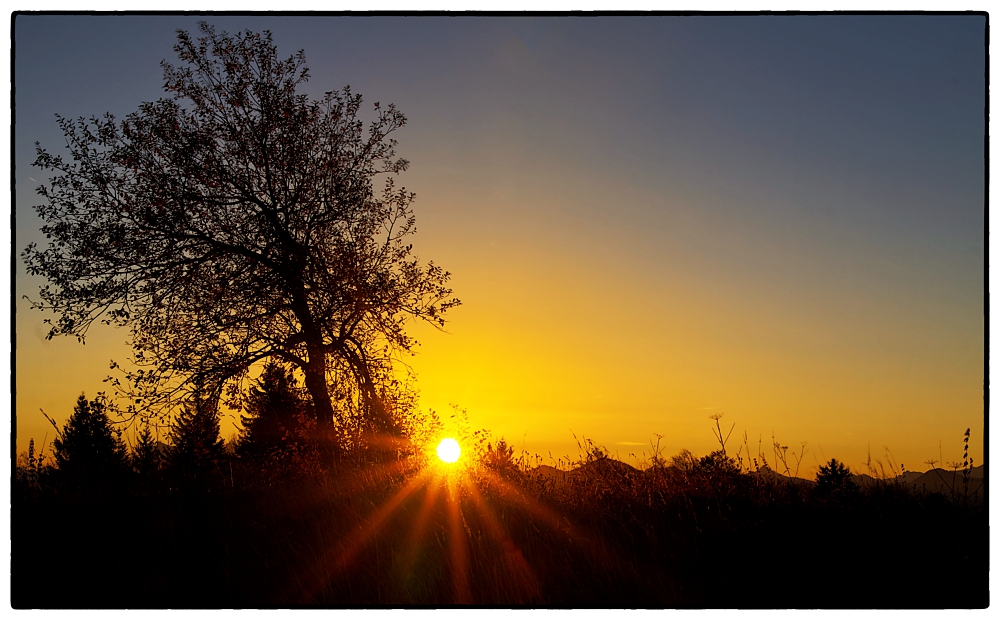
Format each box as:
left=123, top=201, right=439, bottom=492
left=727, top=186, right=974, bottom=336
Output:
left=12, top=361, right=436, bottom=608
left=16, top=362, right=339, bottom=500
left=12, top=387, right=988, bottom=608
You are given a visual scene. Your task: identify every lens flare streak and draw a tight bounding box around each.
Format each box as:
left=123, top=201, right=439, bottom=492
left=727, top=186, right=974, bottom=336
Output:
left=445, top=475, right=472, bottom=603
left=401, top=474, right=444, bottom=576
left=292, top=444, right=621, bottom=604
left=461, top=478, right=541, bottom=598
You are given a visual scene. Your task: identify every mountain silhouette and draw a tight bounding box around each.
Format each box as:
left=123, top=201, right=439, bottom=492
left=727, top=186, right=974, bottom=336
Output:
left=531, top=459, right=984, bottom=498
left=907, top=465, right=984, bottom=497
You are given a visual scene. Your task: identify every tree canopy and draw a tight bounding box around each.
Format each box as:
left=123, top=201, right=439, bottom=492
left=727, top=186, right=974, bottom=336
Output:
left=25, top=23, right=459, bottom=437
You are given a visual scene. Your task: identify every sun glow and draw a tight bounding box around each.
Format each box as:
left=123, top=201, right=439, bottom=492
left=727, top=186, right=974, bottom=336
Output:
left=436, top=438, right=462, bottom=463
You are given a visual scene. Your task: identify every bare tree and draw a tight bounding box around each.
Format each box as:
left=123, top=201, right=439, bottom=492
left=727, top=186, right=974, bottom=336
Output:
left=24, top=23, right=459, bottom=437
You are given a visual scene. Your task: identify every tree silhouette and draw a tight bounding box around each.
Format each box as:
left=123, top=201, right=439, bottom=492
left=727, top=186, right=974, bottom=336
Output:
left=51, top=393, right=128, bottom=491
left=814, top=458, right=858, bottom=497
left=168, top=394, right=225, bottom=489
left=131, top=421, right=164, bottom=492
left=24, top=22, right=459, bottom=438
left=481, top=438, right=521, bottom=480
left=238, top=360, right=318, bottom=476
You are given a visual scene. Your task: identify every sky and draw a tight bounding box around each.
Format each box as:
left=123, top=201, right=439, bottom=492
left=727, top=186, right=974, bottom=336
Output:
left=12, top=14, right=985, bottom=476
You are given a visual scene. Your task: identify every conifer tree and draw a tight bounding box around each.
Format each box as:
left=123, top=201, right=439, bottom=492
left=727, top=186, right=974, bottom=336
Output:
left=238, top=361, right=321, bottom=480
left=52, top=393, right=128, bottom=492
left=168, top=394, right=225, bottom=489
left=131, top=422, right=164, bottom=491
left=814, top=458, right=858, bottom=498
left=239, top=361, right=308, bottom=460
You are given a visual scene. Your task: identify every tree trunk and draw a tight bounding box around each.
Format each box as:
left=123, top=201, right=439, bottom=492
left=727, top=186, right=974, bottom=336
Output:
left=302, top=349, right=335, bottom=427
left=289, top=285, right=336, bottom=428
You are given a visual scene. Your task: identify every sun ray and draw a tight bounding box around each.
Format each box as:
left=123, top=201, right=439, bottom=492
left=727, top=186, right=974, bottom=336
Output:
left=478, top=472, right=569, bottom=533
left=400, top=473, right=444, bottom=578
left=332, top=469, right=432, bottom=570
left=316, top=451, right=419, bottom=497
left=289, top=467, right=433, bottom=602
left=460, top=475, right=542, bottom=601
left=445, top=474, right=472, bottom=603
left=475, top=471, right=628, bottom=571
left=283, top=443, right=617, bottom=604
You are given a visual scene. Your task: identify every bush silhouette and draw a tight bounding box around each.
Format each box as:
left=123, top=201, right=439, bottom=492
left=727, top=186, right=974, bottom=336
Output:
left=13, top=427, right=989, bottom=607
left=696, top=450, right=740, bottom=476
left=481, top=438, right=521, bottom=480
left=15, top=438, right=54, bottom=496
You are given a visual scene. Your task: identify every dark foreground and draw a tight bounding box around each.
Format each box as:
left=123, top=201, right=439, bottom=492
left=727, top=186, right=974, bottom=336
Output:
left=13, top=457, right=988, bottom=608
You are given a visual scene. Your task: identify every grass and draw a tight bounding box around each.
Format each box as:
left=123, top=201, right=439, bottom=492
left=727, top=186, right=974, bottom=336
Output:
left=12, top=430, right=988, bottom=608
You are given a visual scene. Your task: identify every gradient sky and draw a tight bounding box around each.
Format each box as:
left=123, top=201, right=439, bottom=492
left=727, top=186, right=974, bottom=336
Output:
left=13, top=14, right=985, bottom=476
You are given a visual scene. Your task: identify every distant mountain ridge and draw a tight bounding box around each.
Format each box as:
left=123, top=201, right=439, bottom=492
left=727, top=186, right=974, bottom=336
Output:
left=893, top=465, right=984, bottom=496
left=530, top=460, right=985, bottom=497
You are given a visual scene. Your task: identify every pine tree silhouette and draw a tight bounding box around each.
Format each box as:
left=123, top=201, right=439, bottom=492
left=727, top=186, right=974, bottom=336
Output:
left=814, top=458, right=858, bottom=497
left=168, top=393, right=225, bottom=491
left=239, top=361, right=307, bottom=457
left=51, top=393, right=128, bottom=494
left=238, top=361, right=319, bottom=481
left=131, top=421, right=164, bottom=493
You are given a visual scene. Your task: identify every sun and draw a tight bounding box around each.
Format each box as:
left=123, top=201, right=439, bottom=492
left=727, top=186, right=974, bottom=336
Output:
left=436, top=438, right=462, bottom=463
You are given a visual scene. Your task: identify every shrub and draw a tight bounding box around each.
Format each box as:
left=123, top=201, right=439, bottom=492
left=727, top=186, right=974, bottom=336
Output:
left=481, top=438, right=522, bottom=480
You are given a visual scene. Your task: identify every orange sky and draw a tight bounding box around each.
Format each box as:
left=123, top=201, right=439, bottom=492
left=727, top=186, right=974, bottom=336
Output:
left=13, top=16, right=986, bottom=477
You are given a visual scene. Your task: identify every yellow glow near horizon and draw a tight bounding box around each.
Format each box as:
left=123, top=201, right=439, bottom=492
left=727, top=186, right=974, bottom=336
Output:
left=437, top=438, right=462, bottom=463
left=400, top=228, right=984, bottom=478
